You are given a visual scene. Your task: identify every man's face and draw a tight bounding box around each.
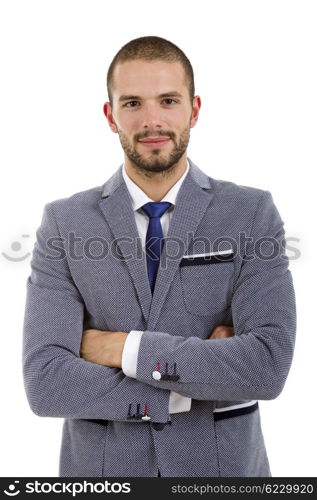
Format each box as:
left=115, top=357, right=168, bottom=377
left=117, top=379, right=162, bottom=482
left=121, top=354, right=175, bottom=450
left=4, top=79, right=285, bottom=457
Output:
left=104, top=59, right=200, bottom=175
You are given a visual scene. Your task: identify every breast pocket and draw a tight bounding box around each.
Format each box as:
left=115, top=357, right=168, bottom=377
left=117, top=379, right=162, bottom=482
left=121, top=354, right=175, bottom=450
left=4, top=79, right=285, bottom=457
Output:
left=179, top=251, right=234, bottom=316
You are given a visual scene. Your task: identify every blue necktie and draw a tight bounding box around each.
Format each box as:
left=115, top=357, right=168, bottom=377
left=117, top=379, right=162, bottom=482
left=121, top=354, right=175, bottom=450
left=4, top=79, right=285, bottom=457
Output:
left=141, top=201, right=172, bottom=293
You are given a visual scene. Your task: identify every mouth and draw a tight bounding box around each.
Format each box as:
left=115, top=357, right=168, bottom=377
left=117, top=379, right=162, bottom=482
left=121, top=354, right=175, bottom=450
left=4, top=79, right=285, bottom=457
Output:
left=139, top=137, right=171, bottom=148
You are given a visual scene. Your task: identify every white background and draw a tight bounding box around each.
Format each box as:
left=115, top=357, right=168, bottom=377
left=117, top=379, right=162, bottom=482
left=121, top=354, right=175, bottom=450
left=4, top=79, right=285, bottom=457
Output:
left=0, top=0, right=316, bottom=477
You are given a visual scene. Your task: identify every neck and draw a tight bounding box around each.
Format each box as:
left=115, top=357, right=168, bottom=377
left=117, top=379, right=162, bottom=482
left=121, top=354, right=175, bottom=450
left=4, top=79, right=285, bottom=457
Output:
left=123, top=155, right=188, bottom=201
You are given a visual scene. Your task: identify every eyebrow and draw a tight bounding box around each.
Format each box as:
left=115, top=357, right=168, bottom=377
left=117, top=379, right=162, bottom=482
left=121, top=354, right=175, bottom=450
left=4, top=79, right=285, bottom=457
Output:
left=118, top=91, right=183, bottom=102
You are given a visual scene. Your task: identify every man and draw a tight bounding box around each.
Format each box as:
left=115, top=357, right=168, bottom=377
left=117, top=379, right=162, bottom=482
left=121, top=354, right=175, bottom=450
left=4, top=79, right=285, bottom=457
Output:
left=22, top=36, right=296, bottom=477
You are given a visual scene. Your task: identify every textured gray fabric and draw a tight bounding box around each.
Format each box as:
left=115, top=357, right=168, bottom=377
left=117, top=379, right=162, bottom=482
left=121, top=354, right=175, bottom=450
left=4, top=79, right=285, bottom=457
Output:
left=22, top=158, right=296, bottom=477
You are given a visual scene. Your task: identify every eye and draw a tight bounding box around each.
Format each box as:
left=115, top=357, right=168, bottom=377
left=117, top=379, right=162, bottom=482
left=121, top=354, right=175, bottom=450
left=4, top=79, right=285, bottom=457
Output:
left=162, top=99, right=177, bottom=105
left=124, top=101, right=139, bottom=108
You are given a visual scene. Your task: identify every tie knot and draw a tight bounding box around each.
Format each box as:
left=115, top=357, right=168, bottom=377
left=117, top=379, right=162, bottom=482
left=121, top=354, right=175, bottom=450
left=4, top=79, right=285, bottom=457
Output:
left=141, top=201, right=172, bottom=219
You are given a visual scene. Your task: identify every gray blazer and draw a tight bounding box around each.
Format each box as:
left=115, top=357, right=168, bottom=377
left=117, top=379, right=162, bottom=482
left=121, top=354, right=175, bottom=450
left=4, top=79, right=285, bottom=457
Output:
left=22, top=158, right=296, bottom=477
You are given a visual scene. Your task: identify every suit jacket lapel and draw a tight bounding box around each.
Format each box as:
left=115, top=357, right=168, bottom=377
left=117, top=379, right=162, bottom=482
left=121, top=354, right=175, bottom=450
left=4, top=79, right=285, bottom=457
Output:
left=98, top=158, right=214, bottom=328
left=98, top=167, right=153, bottom=322
left=148, top=159, right=213, bottom=328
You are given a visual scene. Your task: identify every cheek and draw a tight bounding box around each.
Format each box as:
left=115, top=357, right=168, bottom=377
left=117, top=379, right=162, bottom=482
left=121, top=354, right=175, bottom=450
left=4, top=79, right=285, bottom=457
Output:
left=118, top=116, right=140, bottom=138
left=170, top=112, right=189, bottom=132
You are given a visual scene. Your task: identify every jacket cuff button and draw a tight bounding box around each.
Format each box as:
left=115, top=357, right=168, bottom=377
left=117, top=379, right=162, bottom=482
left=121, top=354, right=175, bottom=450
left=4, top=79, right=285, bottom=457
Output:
left=152, top=370, right=161, bottom=380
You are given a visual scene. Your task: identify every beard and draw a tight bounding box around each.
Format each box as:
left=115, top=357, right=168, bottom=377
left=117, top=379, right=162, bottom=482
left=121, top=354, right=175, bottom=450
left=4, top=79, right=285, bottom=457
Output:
left=116, top=122, right=191, bottom=178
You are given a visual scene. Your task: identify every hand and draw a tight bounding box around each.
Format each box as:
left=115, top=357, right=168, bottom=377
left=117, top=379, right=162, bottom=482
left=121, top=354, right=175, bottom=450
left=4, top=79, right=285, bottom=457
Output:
left=208, top=324, right=234, bottom=340
left=80, top=329, right=128, bottom=368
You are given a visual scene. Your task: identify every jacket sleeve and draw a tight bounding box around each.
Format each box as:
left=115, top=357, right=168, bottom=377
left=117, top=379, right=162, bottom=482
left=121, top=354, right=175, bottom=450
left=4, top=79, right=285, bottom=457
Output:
left=134, top=190, right=297, bottom=401
left=122, top=330, right=192, bottom=413
left=22, top=202, right=170, bottom=421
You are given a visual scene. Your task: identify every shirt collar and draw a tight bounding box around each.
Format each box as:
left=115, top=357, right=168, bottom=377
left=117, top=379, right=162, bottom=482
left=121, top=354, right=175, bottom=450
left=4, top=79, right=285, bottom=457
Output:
left=122, top=159, right=190, bottom=212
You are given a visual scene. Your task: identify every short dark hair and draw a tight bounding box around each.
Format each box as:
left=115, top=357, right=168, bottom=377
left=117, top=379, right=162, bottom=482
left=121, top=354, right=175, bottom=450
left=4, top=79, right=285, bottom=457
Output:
left=106, top=36, right=195, bottom=106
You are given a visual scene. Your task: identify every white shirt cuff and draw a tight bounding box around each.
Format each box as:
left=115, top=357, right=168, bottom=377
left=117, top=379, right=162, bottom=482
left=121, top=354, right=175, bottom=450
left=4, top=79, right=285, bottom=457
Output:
left=121, top=330, right=144, bottom=378
left=169, top=392, right=192, bottom=413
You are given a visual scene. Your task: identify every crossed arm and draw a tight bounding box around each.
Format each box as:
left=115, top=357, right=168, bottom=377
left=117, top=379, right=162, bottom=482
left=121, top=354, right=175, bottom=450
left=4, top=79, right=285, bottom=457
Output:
left=79, top=325, right=235, bottom=368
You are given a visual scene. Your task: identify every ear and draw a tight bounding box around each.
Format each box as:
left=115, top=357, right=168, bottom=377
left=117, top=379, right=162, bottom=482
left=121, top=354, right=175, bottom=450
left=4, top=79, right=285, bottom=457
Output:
left=103, top=102, right=118, bottom=133
left=190, top=96, right=201, bottom=128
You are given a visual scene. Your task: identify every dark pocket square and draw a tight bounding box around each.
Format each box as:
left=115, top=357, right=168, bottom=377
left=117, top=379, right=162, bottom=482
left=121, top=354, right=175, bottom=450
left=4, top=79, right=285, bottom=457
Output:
left=180, top=251, right=234, bottom=267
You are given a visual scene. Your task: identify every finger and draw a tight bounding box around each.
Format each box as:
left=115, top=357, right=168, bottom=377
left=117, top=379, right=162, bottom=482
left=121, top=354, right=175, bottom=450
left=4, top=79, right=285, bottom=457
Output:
left=209, top=326, right=234, bottom=339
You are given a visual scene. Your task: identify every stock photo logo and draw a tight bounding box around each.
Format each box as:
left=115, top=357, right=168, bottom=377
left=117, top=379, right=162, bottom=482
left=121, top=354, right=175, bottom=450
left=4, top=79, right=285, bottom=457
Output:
left=3, top=480, right=20, bottom=496
left=2, top=235, right=30, bottom=262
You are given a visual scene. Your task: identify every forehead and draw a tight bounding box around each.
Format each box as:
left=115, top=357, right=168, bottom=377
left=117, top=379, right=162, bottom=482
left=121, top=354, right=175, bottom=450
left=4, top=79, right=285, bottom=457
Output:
left=112, top=59, right=187, bottom=98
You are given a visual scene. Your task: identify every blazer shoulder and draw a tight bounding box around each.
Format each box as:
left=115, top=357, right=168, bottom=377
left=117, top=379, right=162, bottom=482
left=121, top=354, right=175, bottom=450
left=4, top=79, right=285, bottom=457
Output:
left=44, top=183, right=105, bottom=217
left=208, top=175, right=270, bottom=204
left=208, top=175, right=267, bottom=196
left=207, top=176, right=284, bottom=234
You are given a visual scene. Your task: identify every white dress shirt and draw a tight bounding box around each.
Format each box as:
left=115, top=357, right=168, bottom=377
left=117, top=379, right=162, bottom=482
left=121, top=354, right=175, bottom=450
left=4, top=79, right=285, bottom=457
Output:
left=121, top=159, right=192, bottom=414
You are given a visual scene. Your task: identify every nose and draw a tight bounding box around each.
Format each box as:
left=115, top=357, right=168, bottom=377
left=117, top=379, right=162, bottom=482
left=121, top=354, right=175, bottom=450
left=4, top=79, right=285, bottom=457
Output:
left=140, top=102, right=165, bottom=131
